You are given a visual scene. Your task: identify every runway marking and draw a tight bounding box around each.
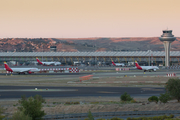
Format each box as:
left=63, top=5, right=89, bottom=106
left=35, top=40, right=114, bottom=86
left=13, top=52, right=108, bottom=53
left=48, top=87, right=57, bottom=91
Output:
left=0, top=89, right=78, bottom=92
left=141, top=88, right=164, bottom=91
left=98, top=91, right=119, bottom=93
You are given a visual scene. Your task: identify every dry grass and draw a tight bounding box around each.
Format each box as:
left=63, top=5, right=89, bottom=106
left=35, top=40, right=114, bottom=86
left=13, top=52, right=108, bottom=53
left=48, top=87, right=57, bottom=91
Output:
left=2, top=97, right=180, bottom=116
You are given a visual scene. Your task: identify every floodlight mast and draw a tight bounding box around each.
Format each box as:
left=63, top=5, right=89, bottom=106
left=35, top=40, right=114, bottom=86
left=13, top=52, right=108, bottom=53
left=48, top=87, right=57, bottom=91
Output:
left=159, top=30, right=176, bottom=67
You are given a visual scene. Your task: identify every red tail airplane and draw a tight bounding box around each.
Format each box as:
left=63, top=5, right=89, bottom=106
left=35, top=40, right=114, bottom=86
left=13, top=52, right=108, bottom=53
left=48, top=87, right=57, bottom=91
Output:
left=112, top=61, right=125, bottom=67
left=4, top=62, right=39, bottom=74
left=36, top=57, right=61, bottom=66
left=135, top=61, right=159, bottom=72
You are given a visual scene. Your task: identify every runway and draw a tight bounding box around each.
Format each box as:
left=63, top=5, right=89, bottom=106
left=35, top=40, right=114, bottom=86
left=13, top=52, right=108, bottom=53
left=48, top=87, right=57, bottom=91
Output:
left=0, top=70, right=179, bottom=77
left=0, top=86, right=165, bottom=99
left=0, top=68, right=176, bottom=100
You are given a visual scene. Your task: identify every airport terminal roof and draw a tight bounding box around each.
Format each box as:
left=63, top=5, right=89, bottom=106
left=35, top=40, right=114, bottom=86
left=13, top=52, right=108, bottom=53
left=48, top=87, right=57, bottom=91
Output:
left=0, top=51, right=180, bottom=57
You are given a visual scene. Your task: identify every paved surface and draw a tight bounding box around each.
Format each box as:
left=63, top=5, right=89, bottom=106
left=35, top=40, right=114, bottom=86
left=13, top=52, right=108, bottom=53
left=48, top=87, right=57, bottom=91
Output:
left=0, top=70, right=179, bottom=77
left=92, top=71, right=180, bottom=77
left=0, top=86, right=165, bottom=99
left=55, top=114, right=180, bottom=120
left=0, top=67, right=175, bottom=100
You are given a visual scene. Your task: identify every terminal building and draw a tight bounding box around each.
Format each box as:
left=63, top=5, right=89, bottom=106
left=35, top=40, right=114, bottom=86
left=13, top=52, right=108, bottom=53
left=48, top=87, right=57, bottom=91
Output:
left=0, top=51, right=180, bottom=66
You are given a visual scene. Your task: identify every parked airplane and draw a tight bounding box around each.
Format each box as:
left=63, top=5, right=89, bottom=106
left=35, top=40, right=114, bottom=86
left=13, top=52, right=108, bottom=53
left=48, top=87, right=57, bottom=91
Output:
left=36, top=57, right=61, bottom=66
left=135, top=61, right=159, bottom=72
left=112, top=61, right=125, bottom=67
left=4, top=62, right=39, bottom=74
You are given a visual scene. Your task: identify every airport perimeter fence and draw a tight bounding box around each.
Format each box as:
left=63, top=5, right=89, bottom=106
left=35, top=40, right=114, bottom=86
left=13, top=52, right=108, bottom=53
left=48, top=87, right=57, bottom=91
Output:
left=41, top=110, right=180, bottom=120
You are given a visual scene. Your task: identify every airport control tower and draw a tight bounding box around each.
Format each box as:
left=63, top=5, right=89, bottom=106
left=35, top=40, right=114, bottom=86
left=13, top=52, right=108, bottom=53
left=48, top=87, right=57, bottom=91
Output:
left=159, top=30, right=176, bottom=67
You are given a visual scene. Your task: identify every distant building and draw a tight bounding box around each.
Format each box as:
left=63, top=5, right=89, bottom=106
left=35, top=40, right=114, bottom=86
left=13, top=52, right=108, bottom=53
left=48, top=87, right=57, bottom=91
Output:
left=50, top=46, right=57, bottom=52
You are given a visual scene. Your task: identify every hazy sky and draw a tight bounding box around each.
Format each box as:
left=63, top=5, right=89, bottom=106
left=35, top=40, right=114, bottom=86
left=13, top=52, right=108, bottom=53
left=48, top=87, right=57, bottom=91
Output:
left=0, top=0, right=179, bottom=38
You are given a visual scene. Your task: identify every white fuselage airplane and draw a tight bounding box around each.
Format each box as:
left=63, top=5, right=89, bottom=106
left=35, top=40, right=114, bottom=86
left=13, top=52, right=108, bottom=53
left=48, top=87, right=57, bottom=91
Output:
left=4, top=62, right=39, bottom=74
left=36, top=57, right=61, bottom=66
left=112, top=61, right=125, bottom=67
left=135, top=61, right=159, bottom=72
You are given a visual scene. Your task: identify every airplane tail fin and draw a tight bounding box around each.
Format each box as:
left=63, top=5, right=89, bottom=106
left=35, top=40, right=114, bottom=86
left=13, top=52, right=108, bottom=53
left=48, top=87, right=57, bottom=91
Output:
left=135, top=61, right=142, bottom=70
left=36, top=57, right=43, bottom=65
left=135, top=61, right=140, bottom=67
left=112, top=61, right=116, bottom=66
left=4, top=62, right=13, bottom=72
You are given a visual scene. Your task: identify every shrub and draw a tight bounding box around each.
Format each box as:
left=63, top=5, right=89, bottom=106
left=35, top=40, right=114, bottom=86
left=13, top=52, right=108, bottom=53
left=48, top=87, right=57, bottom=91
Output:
left=65, top=102, right=71, bottom=105
left=96, top=119, right=106, bottom=120
left=0, top=106, right=5, bottom=120
left=159, top=92, right=171, bottom=104
left=73, top=101, right=80, bottom=104
left=120, top=92, right=133, bottom=101
left=169, top=114, right=174, bottom=118
left=148, top=96, right=159, bottom=103
left=110, top=117, right=124, bottom=120
left=126, top=114, right=174, bottom=120
left=10, top=111, right=32, bottom=120
left=64, top=101, right=80, bottom=105
left=130, top=99, right=137, bottom=103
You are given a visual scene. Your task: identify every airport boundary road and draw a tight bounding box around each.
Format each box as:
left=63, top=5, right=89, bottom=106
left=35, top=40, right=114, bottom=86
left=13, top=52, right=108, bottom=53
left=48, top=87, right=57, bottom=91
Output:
left=41, top=110, right=180, bottom=120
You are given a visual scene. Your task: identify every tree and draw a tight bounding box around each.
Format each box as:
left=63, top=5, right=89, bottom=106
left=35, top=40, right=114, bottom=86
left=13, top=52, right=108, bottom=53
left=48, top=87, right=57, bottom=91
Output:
left=120, top=92, right=133, bottom=101
left=18, top=95, right=46, bottom=120
left=148, top=96, right=159, bottom=103
left=88, top=110, right=94, bottom=120
left=166, top=78, right=180, bottom=102
left=33, top=94, right=45, bottom=103
left=159, top=92, right=171, bottom=104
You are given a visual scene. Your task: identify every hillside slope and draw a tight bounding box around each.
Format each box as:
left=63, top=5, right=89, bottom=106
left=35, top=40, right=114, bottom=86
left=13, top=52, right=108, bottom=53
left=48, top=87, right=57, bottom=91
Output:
left=0, top=37, right=180, bottom=52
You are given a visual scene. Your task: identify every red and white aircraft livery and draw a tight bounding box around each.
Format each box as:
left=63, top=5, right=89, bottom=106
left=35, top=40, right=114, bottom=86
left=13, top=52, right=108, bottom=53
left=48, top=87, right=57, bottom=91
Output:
left=135, top=61, right=159, bottom=72
left=36, top=57, right=61, bottom=66
left=4, top=62, right=39, bottom=74
left=112, top=61, right=125, bottom=67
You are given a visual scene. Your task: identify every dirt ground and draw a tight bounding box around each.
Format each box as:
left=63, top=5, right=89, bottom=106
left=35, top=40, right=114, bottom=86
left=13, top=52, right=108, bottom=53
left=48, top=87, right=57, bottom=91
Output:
left=0, top=75, right=179, bottom=117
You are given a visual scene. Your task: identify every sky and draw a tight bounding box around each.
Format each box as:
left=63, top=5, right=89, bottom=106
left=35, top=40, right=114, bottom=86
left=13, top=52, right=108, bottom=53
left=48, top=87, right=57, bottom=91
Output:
left=0, top=0, right=179, bottom=38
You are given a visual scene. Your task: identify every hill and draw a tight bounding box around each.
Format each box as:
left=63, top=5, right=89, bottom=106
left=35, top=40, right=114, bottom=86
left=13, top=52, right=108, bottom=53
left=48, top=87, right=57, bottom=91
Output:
left=0, top=37, right=180, bottom=52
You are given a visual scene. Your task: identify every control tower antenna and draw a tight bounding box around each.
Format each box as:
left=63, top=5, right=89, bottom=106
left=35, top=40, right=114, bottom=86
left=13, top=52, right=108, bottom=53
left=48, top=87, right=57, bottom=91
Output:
left=159, top=30, right=176, bottom=67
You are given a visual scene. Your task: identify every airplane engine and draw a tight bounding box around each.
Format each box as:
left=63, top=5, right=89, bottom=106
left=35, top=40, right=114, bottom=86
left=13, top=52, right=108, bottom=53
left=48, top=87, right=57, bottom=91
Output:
left=153, top=69, right=156, bottom=72
left=28, top=71, right=32, bottom=74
